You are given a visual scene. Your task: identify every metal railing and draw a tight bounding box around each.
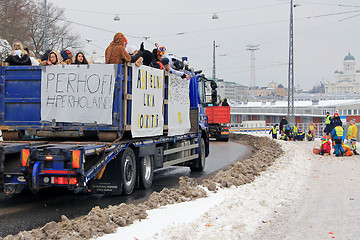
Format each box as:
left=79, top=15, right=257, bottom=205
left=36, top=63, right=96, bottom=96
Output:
left=228, top=122, right=325, bottom=138
left=228, top=122, right=360, bottom=140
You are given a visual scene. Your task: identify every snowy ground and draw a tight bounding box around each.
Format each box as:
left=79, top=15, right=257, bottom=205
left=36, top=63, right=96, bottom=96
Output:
left=98, top=137, right=360, bottom=240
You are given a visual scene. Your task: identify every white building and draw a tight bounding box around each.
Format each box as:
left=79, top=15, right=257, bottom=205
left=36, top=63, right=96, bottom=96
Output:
left=216, top=79, right=248, bottom=102
left=325, top=53, right=360, bottom=94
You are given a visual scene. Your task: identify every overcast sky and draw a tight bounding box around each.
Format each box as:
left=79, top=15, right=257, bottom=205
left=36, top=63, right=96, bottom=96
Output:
left=49, top=0, right=360, bottom=90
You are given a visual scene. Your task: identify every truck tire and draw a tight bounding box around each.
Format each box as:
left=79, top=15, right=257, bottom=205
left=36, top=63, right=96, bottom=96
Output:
left=120, top=148, right=136, bottom=195
left=139, top=155, right=154, bottom=189
left=190, top=138, right=206, bottom=172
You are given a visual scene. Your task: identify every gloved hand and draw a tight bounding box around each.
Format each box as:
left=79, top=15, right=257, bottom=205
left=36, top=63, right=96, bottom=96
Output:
left=140, top=42, right=144, bottom=52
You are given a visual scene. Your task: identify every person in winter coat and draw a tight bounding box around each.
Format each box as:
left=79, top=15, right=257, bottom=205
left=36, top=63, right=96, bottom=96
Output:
left=349, top=138, right=359, bottom=155
left=307, top=131, right=313, bottom=141
left=284, top=123, right=292, bottom=140
left=319, top=136, right=331, bottom=155
left=125, top=45, right=143, bottom=67
left=329, top=112, right=342, bottom=133
left=41, top=50, right=52, bottom=62
left=40, top=50, right=63, bottom=65
left=331, top=123, right=345, bottom=157
left=60, top=50, right=73, bottom=65
left=324, top=112, right=332, bottom=134
left=309, top=122, right=316, bottom=140
left=105, top=33, right=143, bottom=64
left=4, top=42, right=31, bottom=65
left=346, top=119, right=358, bottom=140
left=342, top=143, right=354, bottom=156
left=221, top=98, right=229, bottom=106
left=73, top=52, right=88, bottom=64
left=269, top=124, right=278, bottom=139
left=151, top=45, right=166, bottom=69
left=279, top=117, right=288, bottom=134
left=292, top=123, right=299, bottom=141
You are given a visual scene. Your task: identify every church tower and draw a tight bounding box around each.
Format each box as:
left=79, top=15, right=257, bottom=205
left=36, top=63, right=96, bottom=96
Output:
left=343, top=52, right=356, bottom=74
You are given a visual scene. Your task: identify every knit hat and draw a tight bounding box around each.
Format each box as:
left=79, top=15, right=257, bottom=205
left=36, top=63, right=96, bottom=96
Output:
left=350, top=119, right=356, bottom=123
left=351, top=138, right=357, bottom=142
left=334, top=112, right=339, bottom=117
left=321, top=136, right=326, bottom=141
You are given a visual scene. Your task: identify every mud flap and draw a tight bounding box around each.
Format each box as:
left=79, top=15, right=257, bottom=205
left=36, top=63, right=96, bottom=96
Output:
left=31, top=161, right=41, bottom=193
left=88, top=158, right=122, bottom=195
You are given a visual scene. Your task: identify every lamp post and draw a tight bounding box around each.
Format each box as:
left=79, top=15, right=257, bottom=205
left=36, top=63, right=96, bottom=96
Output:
left=44, top=0, right=48, bottom=52
left=212, top=41, right=220, bottom=80
left=287, top=0, right=300, bottom=124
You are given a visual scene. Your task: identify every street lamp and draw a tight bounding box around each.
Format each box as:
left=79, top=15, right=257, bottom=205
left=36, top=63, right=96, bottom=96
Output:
left=287, top=1, right=299, bottom=124
left=114, top=14, right=120, bottom=21
left=212, top=41, right=220, bottom=80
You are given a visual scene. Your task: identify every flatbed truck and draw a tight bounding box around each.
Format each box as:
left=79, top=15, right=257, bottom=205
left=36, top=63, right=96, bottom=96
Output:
left=0, top=64, right=209, bottom=195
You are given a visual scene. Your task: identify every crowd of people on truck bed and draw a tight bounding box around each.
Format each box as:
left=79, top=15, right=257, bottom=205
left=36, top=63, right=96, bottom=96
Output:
left=269, top=112, right=358, bottom=157
left=2, top=33, right=201, bottom=79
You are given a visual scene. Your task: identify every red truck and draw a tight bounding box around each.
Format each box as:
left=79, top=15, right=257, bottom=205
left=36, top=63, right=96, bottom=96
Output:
left=206, top=106, right=230, bottom=141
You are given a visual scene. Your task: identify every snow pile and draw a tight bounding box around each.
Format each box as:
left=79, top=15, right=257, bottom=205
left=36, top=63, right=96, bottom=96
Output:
left=102, top=139, right=311, bottom=240
left=1, top=134, right=282, bottom=240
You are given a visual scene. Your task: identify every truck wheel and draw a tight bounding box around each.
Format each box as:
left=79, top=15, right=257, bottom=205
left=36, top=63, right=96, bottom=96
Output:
left=190, top=138, right=206, bottom=172
left=139, top=155, right=154, bottom=189
left=120, top=148, right=136, bottom=195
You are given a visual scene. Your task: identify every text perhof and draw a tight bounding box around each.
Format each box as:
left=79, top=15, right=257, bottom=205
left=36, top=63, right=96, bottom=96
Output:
left=41, top=65, right=116, bottom=125
left=131, top=65, right=164, bottom=138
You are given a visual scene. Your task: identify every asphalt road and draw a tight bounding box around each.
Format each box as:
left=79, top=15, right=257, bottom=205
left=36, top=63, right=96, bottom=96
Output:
left=0, top=141, right=250, bottom=237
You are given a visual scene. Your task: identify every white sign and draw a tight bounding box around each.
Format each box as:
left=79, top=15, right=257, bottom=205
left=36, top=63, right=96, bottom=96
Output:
left=131, top=64, right=164, bottom=137
left=168, top=74, right=190, bottom=136
left=41, top=65, right=116, bottom=125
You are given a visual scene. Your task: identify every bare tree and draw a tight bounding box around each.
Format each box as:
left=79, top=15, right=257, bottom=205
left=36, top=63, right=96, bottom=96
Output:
left=0, top=0, right=82, bottom=59
left=27, top=1, right=82, bottom=57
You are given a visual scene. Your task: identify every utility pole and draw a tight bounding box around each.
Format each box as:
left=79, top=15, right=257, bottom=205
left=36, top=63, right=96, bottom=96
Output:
left=212, top=41, right=220, bottom=80
left=287, top=0, right=295, bottom=123
left=44, top=0, right=48, bottom=52
left=246, top=44, right=259, bottom=89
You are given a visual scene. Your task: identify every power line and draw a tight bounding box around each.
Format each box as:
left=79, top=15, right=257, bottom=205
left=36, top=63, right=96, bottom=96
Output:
left=60, top=2, right=288, bottom=17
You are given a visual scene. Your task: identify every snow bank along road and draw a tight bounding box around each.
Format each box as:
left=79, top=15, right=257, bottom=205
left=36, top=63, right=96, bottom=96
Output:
left=100, top=137, right=360, bottom=240
left=3, top=134, right=360, bottom=239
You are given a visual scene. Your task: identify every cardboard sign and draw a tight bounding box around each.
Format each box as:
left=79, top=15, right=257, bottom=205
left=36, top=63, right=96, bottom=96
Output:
left=168, top=74, right=190, bottom=136
left=41, top=64, right=116, bottom=125
left=131, top=64, right=164, bottom=137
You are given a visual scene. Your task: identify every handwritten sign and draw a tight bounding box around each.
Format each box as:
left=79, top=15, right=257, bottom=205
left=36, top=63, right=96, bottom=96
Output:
left=131, top=64, right=164, bottom=137
left=41, top=64, right=116, bottom=124
left=168, top=74, right=190, bottom=136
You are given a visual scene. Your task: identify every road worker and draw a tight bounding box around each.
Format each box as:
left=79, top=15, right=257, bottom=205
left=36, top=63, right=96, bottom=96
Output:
left=331, top=123, right=345, bottom=157
left=324, top=112, right=332, bottom=134
left=347, top=119, right=358, bottom=140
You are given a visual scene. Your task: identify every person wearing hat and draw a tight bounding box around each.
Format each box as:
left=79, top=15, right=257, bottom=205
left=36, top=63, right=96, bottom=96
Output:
left=324, top=112, right=332, bottom=134
left=330, top=112, right=342, bottom=133
left=319, top=135, right=331, bottom=155
left=347, top=119, right=358, bottom=140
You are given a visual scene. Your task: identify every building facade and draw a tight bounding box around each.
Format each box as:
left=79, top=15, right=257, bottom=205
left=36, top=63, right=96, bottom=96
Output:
left=325, top=53, right=360, bottom=94
left=216, top=79, right=248, bottom=102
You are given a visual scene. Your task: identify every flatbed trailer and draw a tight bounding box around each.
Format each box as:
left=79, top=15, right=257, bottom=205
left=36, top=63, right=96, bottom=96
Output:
left=0, top=64, right=209, bottom=195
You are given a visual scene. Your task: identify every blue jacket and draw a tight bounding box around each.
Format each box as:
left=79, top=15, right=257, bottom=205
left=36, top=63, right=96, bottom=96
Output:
left=331, top=126, right=345, bottom=141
